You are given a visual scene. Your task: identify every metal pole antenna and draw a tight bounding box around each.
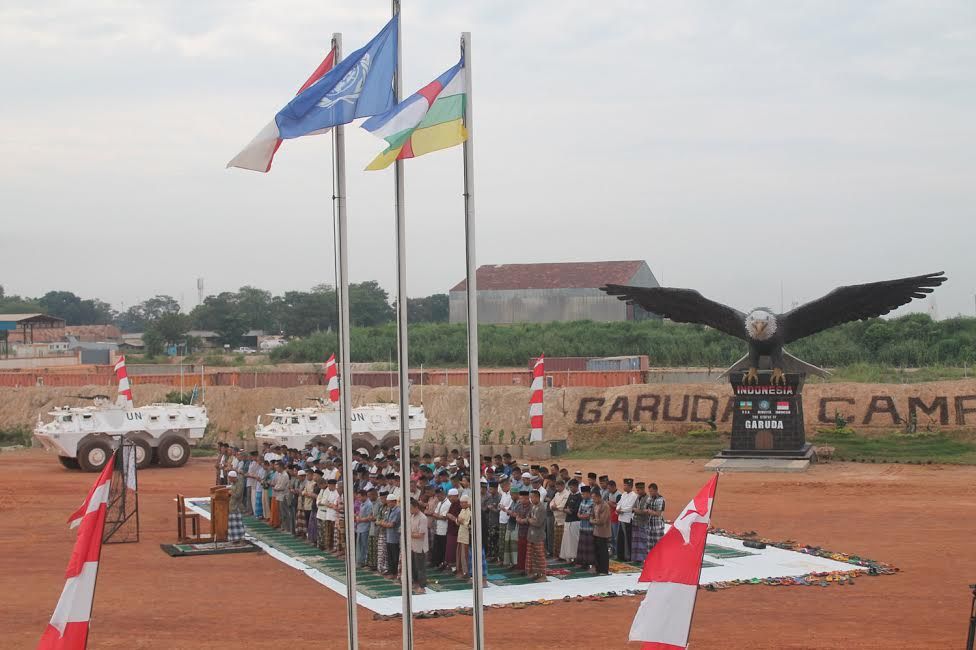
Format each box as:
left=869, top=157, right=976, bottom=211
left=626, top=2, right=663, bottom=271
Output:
left=391, top=2, right=415, bottom=646
left=332, top=32, right=360, bottom=650
left=461, top=32, right=485, bottom=650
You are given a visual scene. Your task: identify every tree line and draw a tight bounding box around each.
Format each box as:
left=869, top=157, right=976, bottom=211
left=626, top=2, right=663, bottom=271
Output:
left=0, top=283, right=448, bottom=354
left=5, top=284, right=973, bottom=367
left=271, top=313, right=976, bottom=368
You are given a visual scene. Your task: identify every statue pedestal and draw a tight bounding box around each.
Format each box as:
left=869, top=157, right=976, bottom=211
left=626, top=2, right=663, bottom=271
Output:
left=716, top=371, right=814, bottom=461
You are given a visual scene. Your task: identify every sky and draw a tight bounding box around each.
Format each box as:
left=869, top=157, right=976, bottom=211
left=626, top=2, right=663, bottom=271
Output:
left=1, top=1, right=974, bottom=317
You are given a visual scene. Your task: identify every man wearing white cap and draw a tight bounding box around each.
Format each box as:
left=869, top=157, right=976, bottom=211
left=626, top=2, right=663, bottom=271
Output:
left=294, top=470, right=309, bottom=538
left=227, top=471, right=246, bottom=544
left=444, top=488, right=462, bottom=570
left=378, top=494, right=401, bottom=576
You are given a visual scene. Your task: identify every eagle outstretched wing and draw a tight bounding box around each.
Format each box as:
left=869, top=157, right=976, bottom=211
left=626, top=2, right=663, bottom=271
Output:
left=601, top=285, right=748, bottom=341
left=780, top=271, right=947, bottom=344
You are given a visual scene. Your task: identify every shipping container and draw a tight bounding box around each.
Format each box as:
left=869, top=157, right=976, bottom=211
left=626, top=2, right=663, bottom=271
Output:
left=527, top=356, right=590, bottom=372
left=585, top=355, right=649, bottom=372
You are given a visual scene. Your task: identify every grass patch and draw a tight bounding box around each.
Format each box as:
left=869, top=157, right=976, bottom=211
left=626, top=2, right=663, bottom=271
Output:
left=0, top=426, right=32, bottom=447
left=809, top=363, right=976, bottom=384
left=563, top=431, right=726, bottom=461
left=564, top=427, right=976, bottom=464
left=813, top=431, right=976, bottom=464
left=191, top=447, right=219, bottom=458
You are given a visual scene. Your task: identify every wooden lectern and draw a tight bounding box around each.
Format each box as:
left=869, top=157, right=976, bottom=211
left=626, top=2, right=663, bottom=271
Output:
left=209, top=486, right=230, bottom=543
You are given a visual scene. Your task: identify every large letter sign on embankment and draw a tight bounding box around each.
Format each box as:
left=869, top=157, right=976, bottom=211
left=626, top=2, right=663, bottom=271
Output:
left=572, top=381, right=976, bottom=433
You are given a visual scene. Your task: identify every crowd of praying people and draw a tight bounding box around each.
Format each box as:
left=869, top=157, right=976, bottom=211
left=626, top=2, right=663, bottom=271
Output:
left=216, top=441, right=666, bottom=592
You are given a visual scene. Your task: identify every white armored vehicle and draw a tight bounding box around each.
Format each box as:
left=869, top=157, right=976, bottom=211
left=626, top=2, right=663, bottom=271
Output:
left=255, top=400, right=426, bottom=455
left=33, top=356, right=208, bottom=472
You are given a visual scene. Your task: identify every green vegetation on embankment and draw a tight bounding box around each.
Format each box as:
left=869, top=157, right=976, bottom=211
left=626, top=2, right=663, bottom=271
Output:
left=271, top=313, right=976, bottom=369
left=562, top=429, right=976, bottom=464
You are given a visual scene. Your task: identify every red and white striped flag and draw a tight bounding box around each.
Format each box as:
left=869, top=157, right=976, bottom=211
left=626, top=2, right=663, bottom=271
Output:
left=324, top=354, right=339, bottom=404
left=529, top=355, right=544, bottom=442
left=114, top=355, right=133, bottom=408
left=39, top=455, right=115, bottom=649
left=629, top=474, right=719, bottom=649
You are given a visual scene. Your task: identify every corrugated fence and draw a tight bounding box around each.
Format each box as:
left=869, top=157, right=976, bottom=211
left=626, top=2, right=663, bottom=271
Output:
left=0, top=368, right=646, bottom=389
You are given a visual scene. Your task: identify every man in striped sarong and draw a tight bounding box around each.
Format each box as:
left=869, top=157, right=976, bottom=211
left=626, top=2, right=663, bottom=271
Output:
left=484, top=482, right=501, bottom=562
left=630, top=482, right=651, bottom=560
left=500, top=482, right=520, bottom=568
left=227, top=471, right=247, bottom=544
left=575, top=486, right=595, bottom=569
left=646, top=483, right=667, bottom=552
left=526, top=490, right=548, bottom=582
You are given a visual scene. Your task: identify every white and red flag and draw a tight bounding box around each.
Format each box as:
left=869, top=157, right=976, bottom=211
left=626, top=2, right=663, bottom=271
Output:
left=629, top=474, right=719, bottom=649
left=113, top=355, right=133, bottom=408
left=226, top=48, right=336, bottom=173
left=529, top=355, right=544, bottom=442
left=324, top=354, right=340, bottom=404
left=39, top=455, right=115, bottom=649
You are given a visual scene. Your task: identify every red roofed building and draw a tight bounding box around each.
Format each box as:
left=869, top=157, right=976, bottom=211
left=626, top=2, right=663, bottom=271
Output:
left=449, top=260, right=659, bottom=324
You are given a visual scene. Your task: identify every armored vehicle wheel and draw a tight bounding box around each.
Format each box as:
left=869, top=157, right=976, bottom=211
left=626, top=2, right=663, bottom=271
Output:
left=158, top=437, right=190, bottom=468
left=129, top=438, right=153, bottom=469
left=58, top=456, right=81, bottom=470
left=77, top=439, right=113, bottom=472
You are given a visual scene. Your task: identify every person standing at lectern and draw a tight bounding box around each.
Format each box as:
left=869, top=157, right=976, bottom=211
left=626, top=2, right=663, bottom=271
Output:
left=227, top=471, right=246, bottom=545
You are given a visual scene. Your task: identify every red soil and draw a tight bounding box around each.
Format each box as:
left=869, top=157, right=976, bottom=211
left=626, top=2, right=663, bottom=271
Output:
left=2, top=450, right=973, bottom=649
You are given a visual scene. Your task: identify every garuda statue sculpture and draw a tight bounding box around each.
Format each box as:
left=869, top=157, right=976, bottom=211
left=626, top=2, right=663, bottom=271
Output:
left=602, top=271, right=946, bottom=385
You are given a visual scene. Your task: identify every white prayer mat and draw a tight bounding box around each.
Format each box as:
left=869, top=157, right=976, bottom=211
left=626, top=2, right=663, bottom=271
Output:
left=185, top=497, right=876, bottom=615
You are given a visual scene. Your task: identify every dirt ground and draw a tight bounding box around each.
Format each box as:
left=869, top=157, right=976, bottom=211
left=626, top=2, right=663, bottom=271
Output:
left=2, top=450, right=973, bottom=649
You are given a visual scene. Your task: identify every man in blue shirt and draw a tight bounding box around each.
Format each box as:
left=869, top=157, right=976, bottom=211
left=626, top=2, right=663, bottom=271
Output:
left=380, top=495, right=402, bottom=576
left=355, top=489, right=375, bottom=568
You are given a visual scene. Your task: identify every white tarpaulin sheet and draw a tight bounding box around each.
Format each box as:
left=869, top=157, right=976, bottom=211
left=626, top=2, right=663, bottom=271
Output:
left=185, top=497, right=859, bottom=616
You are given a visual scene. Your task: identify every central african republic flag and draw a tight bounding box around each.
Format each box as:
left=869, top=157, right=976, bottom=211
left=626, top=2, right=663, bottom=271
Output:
left=361, top=58, right=467, bottom=170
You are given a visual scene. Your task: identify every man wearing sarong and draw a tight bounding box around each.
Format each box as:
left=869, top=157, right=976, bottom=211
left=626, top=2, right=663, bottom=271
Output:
left=575, top=486, right=595, bottom=569
left=372, top=490, right=389, bottom=570
left=355, top=489, right=375, bottom=567
left=483, top=481, right=501, bottom=562
left=630, top=482, right=651, bottom=560
left=542, top=477, right=556, bottom=557
left=318, top=479, right=337, bottom=550
left=380, top=495, right=401, bottom=576
left=513, top=489, right=532, bottom=573
left=333, top=482, right=346, bottom=557
left=307, top=472, right=322, bottom=544
left=549, top=479, right=569, bottom=560
left=590, top=490, right=611, bottom=575
left=227, top=470, right=247, bottom=544
left=271, top=462, right=289, bottom=529
left=646, top=483, right=666, bottom=552
left=526, top=489, right=548, bottom=582
left=500, top=481, right=520, bottom=568
left=293, top=469, right=309, bottom=537
left=559, top=480, right=581, bottom=562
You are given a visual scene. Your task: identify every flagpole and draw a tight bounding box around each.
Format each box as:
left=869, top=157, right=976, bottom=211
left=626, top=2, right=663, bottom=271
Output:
left=391, top=1, right=415, bottom=647
left=332, top=32, right=360, bottom=650
left=460, top=31, right=485, bottom=650
left=683, top=474, right=719, bottom=648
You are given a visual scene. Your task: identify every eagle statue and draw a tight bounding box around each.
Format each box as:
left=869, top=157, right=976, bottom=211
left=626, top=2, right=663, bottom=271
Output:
left=602, top=271, right=947, bottom=385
